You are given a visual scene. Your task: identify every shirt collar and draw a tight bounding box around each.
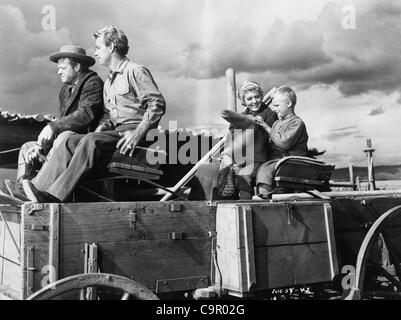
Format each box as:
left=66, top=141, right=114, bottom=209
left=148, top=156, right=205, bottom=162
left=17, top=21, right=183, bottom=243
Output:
left=282, top=113, right=295, bottom=121
left=108, top=58, right=130, bottom=82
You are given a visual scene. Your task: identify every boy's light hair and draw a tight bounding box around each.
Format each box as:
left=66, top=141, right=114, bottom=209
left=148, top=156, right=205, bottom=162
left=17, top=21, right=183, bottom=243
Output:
left=276, top=86, right=297, bottom=108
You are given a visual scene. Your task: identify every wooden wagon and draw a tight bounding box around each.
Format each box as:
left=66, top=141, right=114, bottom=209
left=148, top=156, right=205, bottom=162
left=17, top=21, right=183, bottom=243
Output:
left=1, top=69, right=401, bottom=300
left=1, top=185, right=401, bottom=300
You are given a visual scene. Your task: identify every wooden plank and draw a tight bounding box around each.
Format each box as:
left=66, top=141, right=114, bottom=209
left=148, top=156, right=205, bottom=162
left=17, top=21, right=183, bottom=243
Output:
left=0, top=207, right=21, bottom=294
left=251, top=203, right=328, bottom=247
left=59, top=201, right=216, bottom=245
left=254, top=243, right=332, bottom=290
left=60, top=238, right=213, bottom=291
left=324, top=203, right=339, bottom=278
left=238, top=206, right=256, bottom=292
left=49, top=204, right=60, bottom=283
left=21, top=203, right=51, bottom=299
left=0, top=217, right=5, bottom=285
left=215, top=206, right=241, bottom=292
left=0, top=283, right=19, bottom=300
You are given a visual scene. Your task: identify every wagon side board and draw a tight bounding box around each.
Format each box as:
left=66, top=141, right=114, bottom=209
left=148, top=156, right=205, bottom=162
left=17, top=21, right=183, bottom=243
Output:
left=215, top=201, right=339, bottom=296
left=20, top=203, right=59, bottom=299
left=0, top=205, right=21, bottom=300
left=20, top=201, right=216, bottom=298
left=15, top=195, right=401, bottom=300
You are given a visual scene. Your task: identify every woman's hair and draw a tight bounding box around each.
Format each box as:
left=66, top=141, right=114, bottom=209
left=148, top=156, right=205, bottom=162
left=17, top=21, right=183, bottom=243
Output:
left=93, top=25, right=129, bottom=57
left=238, top=81, right=264, bottom=106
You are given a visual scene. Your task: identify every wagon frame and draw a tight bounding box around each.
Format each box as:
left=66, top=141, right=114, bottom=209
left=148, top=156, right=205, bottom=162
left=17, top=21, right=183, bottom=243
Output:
left=1, top=69, right=401, bottom=300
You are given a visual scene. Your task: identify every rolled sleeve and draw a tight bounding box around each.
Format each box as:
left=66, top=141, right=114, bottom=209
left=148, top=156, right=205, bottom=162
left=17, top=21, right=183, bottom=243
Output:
left=270, top=117, right=305, bottom=151
left=130, top=66, right=166, bottom=134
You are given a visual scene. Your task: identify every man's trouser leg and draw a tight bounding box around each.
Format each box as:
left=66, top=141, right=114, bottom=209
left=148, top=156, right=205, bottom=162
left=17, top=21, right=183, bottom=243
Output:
left=45, top=131, right=122, bottom=201
left=32, top=132, right=84, bottom=192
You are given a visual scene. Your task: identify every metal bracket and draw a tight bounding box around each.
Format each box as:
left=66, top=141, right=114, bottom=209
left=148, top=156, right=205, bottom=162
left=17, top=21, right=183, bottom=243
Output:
left=169, top=204, right=183, bottom=212
left=25, top=224, right=48, bottom=231
left=156, top=276, right=209, bottom=294
left=287, top=204, right=296, bottom=226
left=129, top=211, right=137, bottom=230
left=26, top=246, right=36, bottom=297
left=168, top=232, right=184, bottom=240
left=82, top=243, right=98, bottom=300
left=26, top=203, right=44, bottom=216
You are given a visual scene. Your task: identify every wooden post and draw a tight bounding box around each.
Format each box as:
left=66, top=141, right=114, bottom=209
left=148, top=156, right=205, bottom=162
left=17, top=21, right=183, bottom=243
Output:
left=355, top=176, right=361, bottom=191
left=226, top=68, right=237, bottom=112
left=160, top=68, right=237, bottom=201
left=364, top=139, right=376, bottom=191
left=348, top=164, right=356, bottom=191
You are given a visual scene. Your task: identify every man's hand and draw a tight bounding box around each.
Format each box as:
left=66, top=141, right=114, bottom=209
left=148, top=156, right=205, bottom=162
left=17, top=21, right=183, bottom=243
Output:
left=37, top=125, right=54, bottom=146
left=116, top=129, right=144, bottom=157
left=262, top=87, right=278, bottom=105
left=25, top=144, right=45, bottom=163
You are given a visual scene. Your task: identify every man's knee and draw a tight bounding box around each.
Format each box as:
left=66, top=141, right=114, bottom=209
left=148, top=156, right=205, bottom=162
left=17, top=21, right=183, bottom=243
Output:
left=256, top=161, right=277, bottom=185
left=53, top=131, right=76, bottom=148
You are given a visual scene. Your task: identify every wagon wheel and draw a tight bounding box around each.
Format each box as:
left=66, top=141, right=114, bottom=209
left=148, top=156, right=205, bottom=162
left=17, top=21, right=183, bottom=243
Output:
left=344, top=205, right=401, bottom=300
left=27, top=273, right=159, bottom=300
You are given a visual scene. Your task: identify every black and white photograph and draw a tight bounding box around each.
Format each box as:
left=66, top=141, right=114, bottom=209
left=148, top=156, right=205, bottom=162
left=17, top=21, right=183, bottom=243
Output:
left=0, top=0, right=401, bottom=308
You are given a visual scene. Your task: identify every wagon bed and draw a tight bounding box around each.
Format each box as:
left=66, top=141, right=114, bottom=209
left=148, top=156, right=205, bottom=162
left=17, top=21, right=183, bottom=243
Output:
left=1, top=189, right=401, bottom=300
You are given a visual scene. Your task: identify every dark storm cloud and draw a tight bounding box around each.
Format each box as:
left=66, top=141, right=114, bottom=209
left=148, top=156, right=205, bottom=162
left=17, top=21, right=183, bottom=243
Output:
left=369, top=106, right=384, bottom=116
left=173, top=0, right=401, bottom=100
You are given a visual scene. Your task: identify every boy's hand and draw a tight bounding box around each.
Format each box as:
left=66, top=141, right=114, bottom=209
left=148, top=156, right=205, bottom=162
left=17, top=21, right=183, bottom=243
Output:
left=262, top=87, right=278, bottom=105
left=253, top=115, right=264, bottom=125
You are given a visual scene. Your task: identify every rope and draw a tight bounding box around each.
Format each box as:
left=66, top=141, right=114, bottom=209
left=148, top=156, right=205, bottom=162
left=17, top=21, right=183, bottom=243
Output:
left=0, top=147, right=21, bottom=154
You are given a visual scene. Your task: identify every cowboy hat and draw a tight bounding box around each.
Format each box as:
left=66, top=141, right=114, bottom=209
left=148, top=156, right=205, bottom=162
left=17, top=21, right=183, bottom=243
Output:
left=49, top=45, right=95, bottom=66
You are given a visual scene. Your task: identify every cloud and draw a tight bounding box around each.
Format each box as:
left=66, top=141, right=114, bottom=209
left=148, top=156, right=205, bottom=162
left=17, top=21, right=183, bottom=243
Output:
left=369, top=106, right=384, bottom=116
left=0, top=5, right=72, bottom=114
left=330, top=125, right=358, bottom=132
left=177, top=18, right=332, bottom=79
left=161, top=0, right=401, bottom=102
left=323, top=126, right=360, bottom=141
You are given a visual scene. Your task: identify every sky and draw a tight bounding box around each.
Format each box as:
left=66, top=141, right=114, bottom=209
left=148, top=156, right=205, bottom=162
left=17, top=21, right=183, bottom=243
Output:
left=0, top=0, right=401, bottom=168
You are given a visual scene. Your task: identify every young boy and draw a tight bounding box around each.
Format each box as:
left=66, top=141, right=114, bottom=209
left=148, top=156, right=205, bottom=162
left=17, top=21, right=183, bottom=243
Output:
left=254, top=86, right=308, bottom=199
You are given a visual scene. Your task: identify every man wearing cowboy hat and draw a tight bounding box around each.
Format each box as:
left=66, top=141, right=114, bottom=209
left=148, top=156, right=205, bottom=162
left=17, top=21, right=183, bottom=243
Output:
left=21, top=26, right=166, bottom=203
left=4, top=45, right=104, bottom=201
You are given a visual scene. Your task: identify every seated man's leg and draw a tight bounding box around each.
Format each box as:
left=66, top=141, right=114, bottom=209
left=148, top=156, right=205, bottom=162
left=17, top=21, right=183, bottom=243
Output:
left=32, top=132, right=85, bottom=192
left=44, top=131, right=121, bottom=201
left=17, top=141, right=42, bottom=182
left=46, top=130, right=76, bottom=158
left=255, top=160, right=278, bottom=198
